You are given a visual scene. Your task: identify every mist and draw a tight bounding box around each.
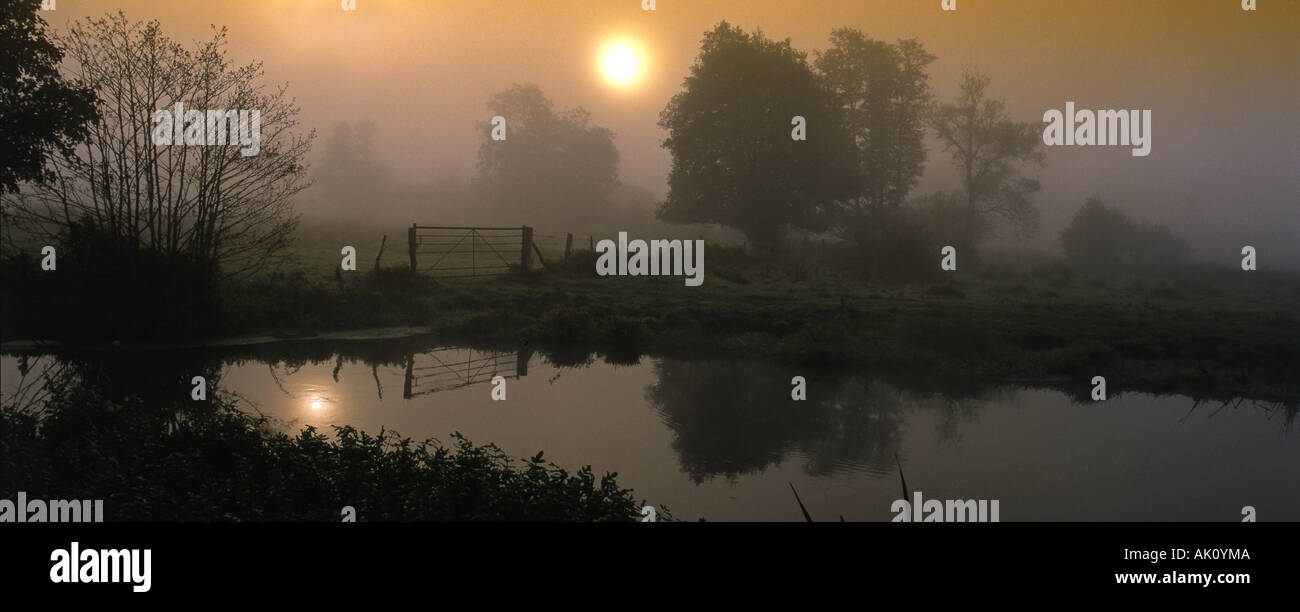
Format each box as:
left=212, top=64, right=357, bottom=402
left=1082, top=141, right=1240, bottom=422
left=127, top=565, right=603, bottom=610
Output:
left=37, top=0, right=1298, bottom=262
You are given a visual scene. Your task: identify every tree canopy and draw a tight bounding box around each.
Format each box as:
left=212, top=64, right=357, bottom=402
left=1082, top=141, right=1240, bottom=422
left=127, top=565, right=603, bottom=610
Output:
left=0, top=0, right=97, bottom=194
left=658, top=22, right=858, bottom=252
left=815, top=29, right=934, bottom=213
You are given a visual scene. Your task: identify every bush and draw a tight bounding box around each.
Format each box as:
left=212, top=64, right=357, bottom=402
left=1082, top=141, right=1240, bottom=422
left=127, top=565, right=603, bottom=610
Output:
left=1061, top=197, right=1190, bottom=272
left=1, top=380, right=654, bottom=521
left=1, top=219, right=221, bottom=341
left=842, top=205, right=942, bottom=283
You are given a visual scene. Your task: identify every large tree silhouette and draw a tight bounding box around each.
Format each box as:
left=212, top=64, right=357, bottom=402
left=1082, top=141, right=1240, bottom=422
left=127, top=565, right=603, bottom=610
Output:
left=815, top=29, right=934, bottom=215
left=813, top=29, right=935, bottom=275
left=658, top=22, right=858, bottom=253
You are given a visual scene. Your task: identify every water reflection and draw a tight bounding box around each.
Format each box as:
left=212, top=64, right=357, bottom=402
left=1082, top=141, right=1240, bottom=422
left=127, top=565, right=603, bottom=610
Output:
left=646, top=360, right=906, bottom=481
left=2, top=337, right=1297, bottom=521
left=300, top=385, right=336, bottom=416
left=403, top=347, right=531, bottom=398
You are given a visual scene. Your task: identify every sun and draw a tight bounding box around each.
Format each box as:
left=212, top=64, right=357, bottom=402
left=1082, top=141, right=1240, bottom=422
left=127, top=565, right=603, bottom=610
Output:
left=599, top=39, right=646, bottom=88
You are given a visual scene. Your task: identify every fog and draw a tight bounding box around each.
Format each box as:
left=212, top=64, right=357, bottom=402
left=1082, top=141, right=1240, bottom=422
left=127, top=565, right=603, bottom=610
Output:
left=44, top=0, right=1298, bottom=263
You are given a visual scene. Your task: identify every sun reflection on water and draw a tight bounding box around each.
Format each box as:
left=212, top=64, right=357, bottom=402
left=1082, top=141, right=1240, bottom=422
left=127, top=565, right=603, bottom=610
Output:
left=297, top=385, right=337, bottom=421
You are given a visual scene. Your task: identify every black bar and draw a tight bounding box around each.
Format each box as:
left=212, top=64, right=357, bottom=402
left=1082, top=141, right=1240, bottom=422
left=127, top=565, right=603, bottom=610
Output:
left=2, top=522, right=1292, bottom=598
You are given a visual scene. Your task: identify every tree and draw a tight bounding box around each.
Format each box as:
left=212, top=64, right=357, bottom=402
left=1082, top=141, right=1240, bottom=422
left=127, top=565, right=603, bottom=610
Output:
left=313, top=119, right=392, bottom=220
left=932, top=69, right=1044, bottom=242
left=473, top=84, right=619, bottom=230
left=4, top=13, right=314, bottom=278
left=658, top=22, right=858, bottom=252
left=0, top=0, right=97, bottom=194
left=813, top=29, right=935, bottom=274
left=814, top=29, right=934, bottom=215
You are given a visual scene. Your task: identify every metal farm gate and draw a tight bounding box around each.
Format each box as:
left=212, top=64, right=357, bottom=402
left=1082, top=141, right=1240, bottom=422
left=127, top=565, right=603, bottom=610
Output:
left=402, top=347, right=532, bottom=399
left=407, top=224, right=536, bottom=278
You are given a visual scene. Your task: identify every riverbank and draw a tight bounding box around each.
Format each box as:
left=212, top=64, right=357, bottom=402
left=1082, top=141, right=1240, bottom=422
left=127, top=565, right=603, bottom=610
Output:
left=418, top=270, right=1298, bottom=402
left=6, top=250, right=1298, bottom=402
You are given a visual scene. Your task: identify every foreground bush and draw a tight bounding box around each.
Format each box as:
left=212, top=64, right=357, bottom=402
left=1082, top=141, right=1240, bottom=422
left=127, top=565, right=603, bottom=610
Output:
left=0, top=382, right=652, bottom=521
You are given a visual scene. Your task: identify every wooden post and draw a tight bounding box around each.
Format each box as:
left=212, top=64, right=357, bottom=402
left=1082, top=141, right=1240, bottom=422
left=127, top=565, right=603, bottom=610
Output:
left=564, top=233, right=573, bottom=261
left=520, top=225, right=534, bottom=272
left=402, top=353, right=414, bottom=399
left=517, top=349, right=532, bottom=377
left=407, top=224, right=417, bottom=271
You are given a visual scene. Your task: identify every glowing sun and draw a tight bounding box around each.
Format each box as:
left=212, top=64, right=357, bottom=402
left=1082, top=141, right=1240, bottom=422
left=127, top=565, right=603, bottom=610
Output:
left=599, top=40, right=646, bottom=88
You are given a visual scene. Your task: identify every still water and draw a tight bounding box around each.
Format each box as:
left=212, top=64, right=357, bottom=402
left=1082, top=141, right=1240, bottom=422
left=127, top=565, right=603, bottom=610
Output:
left=4, top=339, right=1297, bottom=521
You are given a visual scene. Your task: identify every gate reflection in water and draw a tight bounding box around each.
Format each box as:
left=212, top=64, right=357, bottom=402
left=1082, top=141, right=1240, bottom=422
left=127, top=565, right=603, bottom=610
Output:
left=403, top=347, right=532, bottom=398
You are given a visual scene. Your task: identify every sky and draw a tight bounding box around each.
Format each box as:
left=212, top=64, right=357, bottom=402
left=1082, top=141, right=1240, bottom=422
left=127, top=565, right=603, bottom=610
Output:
left=40, top=0, right=1299, bottom=258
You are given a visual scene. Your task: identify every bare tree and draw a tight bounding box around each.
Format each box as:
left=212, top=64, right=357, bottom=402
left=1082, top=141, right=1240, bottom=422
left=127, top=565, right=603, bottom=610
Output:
left=931, top=69, right=1044, bottom=241
left=3, top=13, right=313, bottom=278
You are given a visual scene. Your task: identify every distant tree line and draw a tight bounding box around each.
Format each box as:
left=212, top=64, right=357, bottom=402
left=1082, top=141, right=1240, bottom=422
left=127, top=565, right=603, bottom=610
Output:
left=655, top=21, right=1045, bottom=277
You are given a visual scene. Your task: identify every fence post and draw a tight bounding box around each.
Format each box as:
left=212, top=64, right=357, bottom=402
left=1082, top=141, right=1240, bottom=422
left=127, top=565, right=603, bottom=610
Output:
left=520, top=225, right=534, bottom=272
left=564, top=233, right=573, bottom=261
left=402, top=353, right=414, bottom=399
left=408, top=224, right=417, bottom=271
left=517, top=349, right=532, bottom=377
left=375, top=235, right=387, bottom=272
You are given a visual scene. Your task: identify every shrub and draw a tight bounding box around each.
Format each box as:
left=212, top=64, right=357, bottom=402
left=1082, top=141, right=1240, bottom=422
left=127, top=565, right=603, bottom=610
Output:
left=1, top=219, right=221, bottom=341
left=1, top=380, right=654, bottom=521
left=1061, top=197, right=1190, bottom=272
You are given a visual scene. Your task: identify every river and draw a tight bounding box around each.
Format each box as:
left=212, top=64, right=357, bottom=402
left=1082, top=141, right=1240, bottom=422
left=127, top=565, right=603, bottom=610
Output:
left=3, top=337, right=1296, bottom=521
